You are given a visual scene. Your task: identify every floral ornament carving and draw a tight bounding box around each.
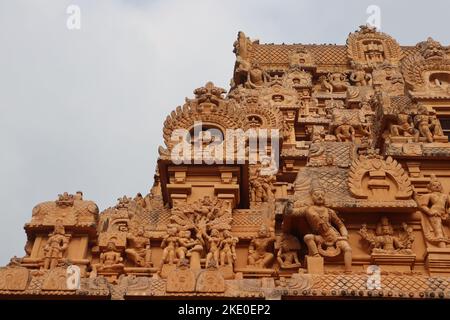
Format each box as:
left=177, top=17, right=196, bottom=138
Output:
left=348, top=152, right=413, bottom=200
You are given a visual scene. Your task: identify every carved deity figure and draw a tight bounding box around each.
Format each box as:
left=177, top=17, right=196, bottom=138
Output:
left=328, top=72, right=349, bottom=92
left=250, top=160, right=277, bottom=202
left=413, top=104, right=435, bottom=143
left=430, top=112, right=445, bottom=137
left=293, top=185, right=352, bottom=272
left=204, top=229, right=221, bottom=268
left=417, top=175, right=450, bottom=248
left=314, top=75, right=333, bottom=93
left=334, top=118, right=355, bottom=142
left=276, top=234, right=301, bottom=269
left=390, top=110, right=417, bottom=138
left=176, top=230, right=198, bottom=264
left=91, top=242, right=124, bottom=276
left=246, top=63, right=268, bottom=88
left=350, top=64, right=372, bottom=86
left=359, top=217, right=414, bottom=254
left=219, top=230, right=238, bottom=266
left=247, top=225, right=275, bottom=269
left=43, top=220, right=70, bottom=270
left=125, top=227, right=152, bottom=267
left=158, top=226, right=179, bottom=272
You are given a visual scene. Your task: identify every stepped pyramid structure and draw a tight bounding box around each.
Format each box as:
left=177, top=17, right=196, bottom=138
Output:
left=2, top=26, right=450, bottom=299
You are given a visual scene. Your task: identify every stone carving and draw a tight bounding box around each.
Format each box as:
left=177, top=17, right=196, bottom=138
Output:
left=402, top=37, right=450, bottom=96
left=42, top=220, right=70, bottom=270
left=334, top=120, right=356, bottom=142
left=219, top=230, right=238, bottom=267
left=359, top=217, right=414, bottom=254
left=288, top=48, right=314, bottom=69
left=275, top=234, right=301, bottom=269
left=372, top=63, right=405, bottom=96
left=247, top=225, right=275, bottom=269
left=42, top=267, right=72, bottom=291
left=233, top=31, right=253, bottom=87
left=417, top=175, right=450, bottom=248
left=346, top=25, right=403, bottom=67
left=166, top=259, right=196, bottom=293
left=284, top=68, right=313, bottom=90
left=158, top=225, right=179, bottom=272
left=125, top=226, right=152, bottom=267
left=29, top=192, right=99, bottom=227
left=348, top=152, right=413, bottom=201
left=160, top=197, right=233, bottom=272
left=196, top=261, right=226, bottom=293
left=6, top=27, right=450, bottom=300
left=91, top=242, right=124, bottom=278
left=349, top=64, right=372, bottom=86
left=390, top=109, right=417, bottom=139
left=246, top=63, right=269, bottom=89
left=249, top=159, right=277, bottom=202
left=413, top=104, right=446, bottom=142
left=314, top=73, right=349, bottom=94
left=290, top=182, right=352, bottom=272
left=0, top=267, right=30, bottom=291
left=161, top=82, right=247, bottom=153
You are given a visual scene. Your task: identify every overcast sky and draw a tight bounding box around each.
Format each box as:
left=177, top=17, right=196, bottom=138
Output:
left=0, top=0, right=449, bottom=265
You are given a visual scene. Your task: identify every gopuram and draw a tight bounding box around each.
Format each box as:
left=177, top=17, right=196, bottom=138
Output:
left=2, top=26, right=450, bottom=300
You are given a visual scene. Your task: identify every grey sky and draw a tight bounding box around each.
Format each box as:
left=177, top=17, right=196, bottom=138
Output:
left=0, top=0, right=449, bottom=264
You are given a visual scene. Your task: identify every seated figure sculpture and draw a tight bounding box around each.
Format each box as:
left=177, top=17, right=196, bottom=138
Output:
left=125, top=226, right=152, bottom=268
left=276, top=234, right=302, bottom=269
left=247, top=224, right=275, bottom=269
left=359, top=217, right=414, bottom=254
left=91, top=242, right=124, bottom=277
left=289, top=183, right=352, bottom=272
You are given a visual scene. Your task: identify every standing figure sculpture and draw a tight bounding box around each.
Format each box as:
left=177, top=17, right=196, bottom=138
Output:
left=414, top=104, right=434, bottom=143
left=220, top=230, right=238, bottom=266
left=204, top=229, right=221, bottom=267
left=417, top=175, right=450, bottom=248
left=158, top=225, right=179, bottom=272
left=43, top=220, right=70, bottom=270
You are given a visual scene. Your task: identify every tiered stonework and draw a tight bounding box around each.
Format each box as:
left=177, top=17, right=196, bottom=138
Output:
left=2, top=26, right=450, bottom=299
